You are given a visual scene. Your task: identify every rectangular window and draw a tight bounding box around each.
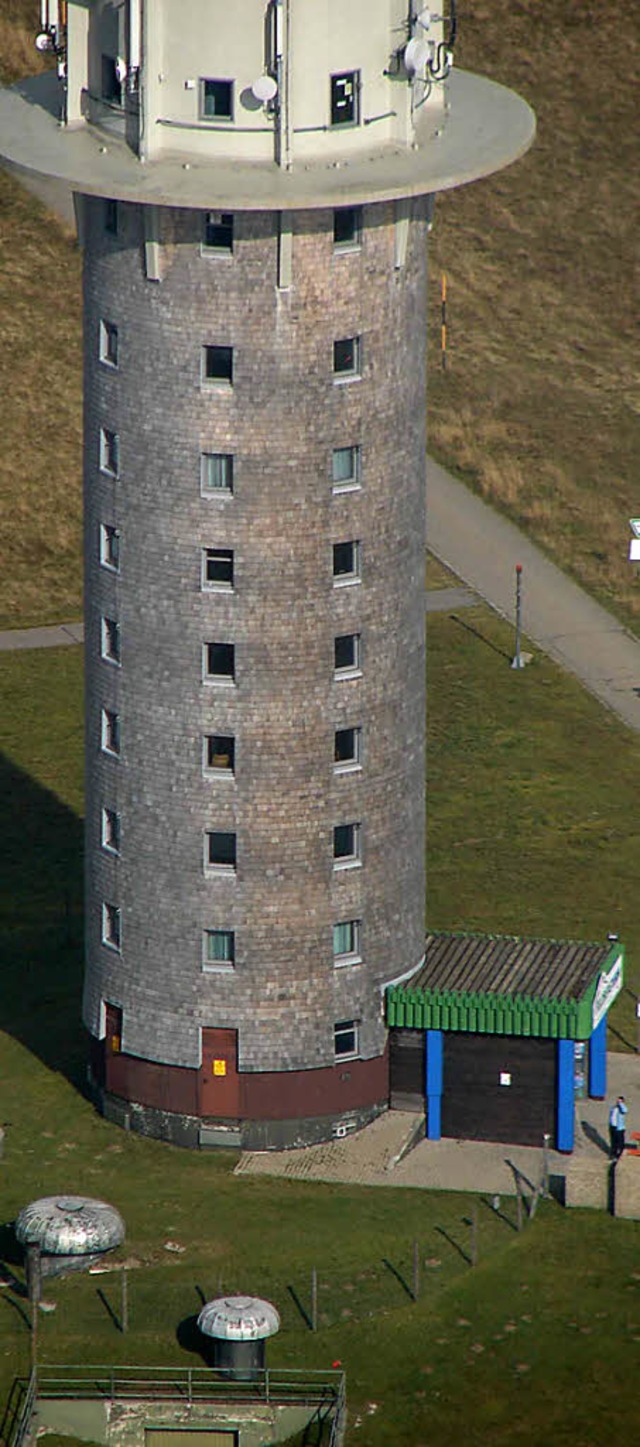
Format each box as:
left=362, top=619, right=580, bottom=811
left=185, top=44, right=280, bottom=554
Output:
left=332, top=445, right=361, bottom=492
left=100, top=523, right=120, bottom=572
left=204, top=212, right=234, bottom=252
left=333, top=206, right=362, bottom=249
left=104, top=199, right=118, bottom=235
left=102, top=902, right=121, bottom=951
left=334, top=726, right=361, bottom=771
left=204, top=734, right=235, bottom=773
left=201, top=452, right=234, bottom=495
left=101, top=55, right=123, bottom=106
left=205, top=830, right=237, bottom=871
left=203, top=548, right=234, bottom=590
left=333, top=336, right=361, bottom=381
left=101, top=708, right=120, bottom=756
left=200, top=78, right=234, bottom=121
left=101, top=807, right=121, bottom=855
left=203, top=928, right=235, bottom=970
left=334, top=632, right=361, bottom=677
left=203, top=345, right=233, bottom=385
left=330, top=71, right=360, bottom=127
left=99, top=428, right=120, bottom=477
left=99, top=319, right=119, bottom=367
left=333, top=920, right=361, bottom=965
left=333, top=540, right=361, bottom=585
left=204, top=641, right=235, bottom=683
left=333, top=822, right=361, bottom=868
left=101, top=617, right=121, bottom=665
left=334, top=1019, right=359, bottom=1058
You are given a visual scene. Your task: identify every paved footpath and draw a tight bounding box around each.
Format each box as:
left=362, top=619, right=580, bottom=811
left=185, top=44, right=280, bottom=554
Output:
left=428, top=457, right=640, bottom=734
left=3, top=460, right=640, bottom=737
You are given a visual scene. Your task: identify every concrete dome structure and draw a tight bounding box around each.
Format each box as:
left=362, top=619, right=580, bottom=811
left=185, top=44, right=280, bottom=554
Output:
left=0, top=1, right=534, bottom=1149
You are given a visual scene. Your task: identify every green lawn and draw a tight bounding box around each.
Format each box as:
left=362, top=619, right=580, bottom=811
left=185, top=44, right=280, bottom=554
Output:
left=2, top=616, right=640, bottom=1442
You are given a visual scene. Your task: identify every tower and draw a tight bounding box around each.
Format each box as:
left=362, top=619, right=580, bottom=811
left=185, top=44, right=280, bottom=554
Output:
left=0, top=1, right=534, bottom=1148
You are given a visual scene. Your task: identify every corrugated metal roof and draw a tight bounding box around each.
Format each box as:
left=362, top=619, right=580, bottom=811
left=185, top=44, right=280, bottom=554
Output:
left=414, top=932, right=612, bottom=1001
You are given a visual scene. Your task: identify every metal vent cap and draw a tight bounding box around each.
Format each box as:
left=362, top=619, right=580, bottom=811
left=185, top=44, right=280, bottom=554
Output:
left=15, top=1196, right=125, bottom=1256
left=197, top=1296, right=280, bottom=1341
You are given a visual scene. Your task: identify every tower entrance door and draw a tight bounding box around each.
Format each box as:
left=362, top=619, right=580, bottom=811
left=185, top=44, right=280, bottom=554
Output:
left=200, top=1028, right=240, bottom=1118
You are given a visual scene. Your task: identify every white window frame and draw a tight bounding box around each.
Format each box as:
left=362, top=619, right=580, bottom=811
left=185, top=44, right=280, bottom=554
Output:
left=333, top=821, right=361, bottom=871
left=333, top=336, right=362, bottom=383
left=202, top=344, right=234, bottom=388
left=101, top=616, right=121, bottom=666
left=334, top=726, right=362, bottom=774
left=201, top=451, right=234, bottom=496
left=333, top=920, right=362, bottom=967
left=99, top=318, right=119, bottom=368
left=333, top=540, right=361, bottom=588
left=202, top=547, right=234, bottom=591
left=99, top=427, right=120, bottom=478
left=334, top=632, right=362, bottom=680
left=334, top=1019, right=360, bottom=1059
left=203, top=734, right=235, bottom=776
left=332, top=445, right=361, bottom=494
left=204, top=830, right=237, bottom=875
left=99, top=522, right=120, bottom=572
left=102, top=901, right=121, bottom=952
left=203, top=928, right=235, bottom=972
left=203, top=641, right=236, bottom=687
left=101, top=708, right=120, bottom=757
left=101, top=806, right=120, bottom=855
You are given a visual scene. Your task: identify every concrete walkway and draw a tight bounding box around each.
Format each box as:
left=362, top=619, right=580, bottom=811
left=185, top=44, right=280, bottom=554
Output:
left=428, top=457, right=640, bottom=733
left=0, top=621, right=84, bottom=652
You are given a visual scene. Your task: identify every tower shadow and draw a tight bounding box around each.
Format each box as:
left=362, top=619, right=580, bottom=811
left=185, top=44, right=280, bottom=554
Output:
left=0, top=751, right=84, bottom=1088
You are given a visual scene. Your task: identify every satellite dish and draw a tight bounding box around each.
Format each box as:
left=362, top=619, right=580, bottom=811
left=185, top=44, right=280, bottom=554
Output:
left=115, top=56, right=128, bottom=84
left=35, top=30, right=54, bottom=51
left=251, top=74, right=278, bottom=103
left=404, top=37, right=430, bottom=73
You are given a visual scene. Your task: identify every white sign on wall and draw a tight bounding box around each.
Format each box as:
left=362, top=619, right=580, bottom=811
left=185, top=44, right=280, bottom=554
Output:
left=592, top=953, right=624, bottom=1031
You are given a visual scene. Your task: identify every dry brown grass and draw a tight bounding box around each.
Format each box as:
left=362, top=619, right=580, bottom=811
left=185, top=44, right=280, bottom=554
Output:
left=428, top=0, right=640, bottom=622
left=0, top=0, right=639, bottom=628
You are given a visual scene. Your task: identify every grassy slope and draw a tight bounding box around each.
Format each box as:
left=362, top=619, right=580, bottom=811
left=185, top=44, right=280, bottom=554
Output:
left=428, top=0, right=640, bottom=623
left=2, top=630, right=640, bottom=1444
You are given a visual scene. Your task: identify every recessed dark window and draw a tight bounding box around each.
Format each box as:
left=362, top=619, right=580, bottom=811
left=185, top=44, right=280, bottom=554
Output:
left=99, top=319, right=119, bottom=367
left=205, top=734, right=235, bottom=772
left=334, top=1019, right=359, bottom=1058
left=100, top=523, right=120, bottom=572
left=201, top=453, right=234, bottom=494
left=203, top=345, right=233, bottom=385
left=333, top=540, right=360, bottom=582
left=101, top=55, right=123, bottom=106
left=101, top=807, right=121, bottom=854
left=102, top=902, right=121, bottom=950
left=204, top=929, right=235, bottom=968
left=333, top=336, right=361, bottom=379
left=335, top=727, right=361, bottom=768
left=201, top=79, right=234, bottom=121
left=100, top=428, right=120, bottom=477
left=104, top=199, right=118, bottom=235
left=206, top=830, right=237, bottom=870
left=333, top=822, right=361, bottom=866
left=204, top=212, right=234, bottom=251
left=334, top=633, right=361, bottom=675
left=330, top=71, right=359, bottom=127
left=101, top=708, right=120, bottom=756
left=204, top=641, right=235, bottom=681
left=203, top=548, right=234, bottom=589
left=333, top=920, right=361, bottom=963
left=334, top=207, right=362, bottom=249
left=101, top=617, right=121, bottom=665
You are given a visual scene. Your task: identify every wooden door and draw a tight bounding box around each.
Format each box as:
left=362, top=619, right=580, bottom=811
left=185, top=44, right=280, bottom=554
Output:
left=199, top=1028, right=240, bottom=1118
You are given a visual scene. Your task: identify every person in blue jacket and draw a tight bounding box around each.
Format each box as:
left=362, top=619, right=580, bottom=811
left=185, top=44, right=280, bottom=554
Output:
left=609, top=1096, right=628, bottom=1160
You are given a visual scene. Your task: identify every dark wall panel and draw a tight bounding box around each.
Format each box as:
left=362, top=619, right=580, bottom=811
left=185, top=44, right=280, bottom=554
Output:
left=442, top=1033, right=556, bottom=1147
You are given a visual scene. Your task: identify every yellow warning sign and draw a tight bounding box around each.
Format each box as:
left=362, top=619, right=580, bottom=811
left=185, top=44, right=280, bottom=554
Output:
left=213, top=1059, right=227, bottom=1077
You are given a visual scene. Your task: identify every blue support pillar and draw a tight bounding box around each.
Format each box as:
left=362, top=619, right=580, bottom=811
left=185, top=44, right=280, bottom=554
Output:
left=557, top=1038, right=575, bottom=1153
left=425, top=1029, right=443, bottom=1140
left=588, top=1016, right=607, bottom=1099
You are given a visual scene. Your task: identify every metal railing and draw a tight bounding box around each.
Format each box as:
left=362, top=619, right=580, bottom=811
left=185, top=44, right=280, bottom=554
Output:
left=3, top=1364, right=346, bottom=1447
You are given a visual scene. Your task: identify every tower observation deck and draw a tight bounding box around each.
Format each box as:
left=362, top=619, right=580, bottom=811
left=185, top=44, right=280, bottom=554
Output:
left=0, top=1, right=534, bottom=1149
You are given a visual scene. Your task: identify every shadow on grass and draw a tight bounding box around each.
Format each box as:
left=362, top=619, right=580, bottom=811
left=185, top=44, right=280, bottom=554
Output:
left=381, top=1257, right=415, bottom=1302
left=435, top=1223, right=471, bottom=1266
left=176, top=1314, right=209, bottom=1362
left=480, top=1195, right=518, bottom=1232
left=449, top=613, right=512, bottom=662
left=287, top=1284, right=314, bottom=1332
left=0, top=752, right=84, bottom=1089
